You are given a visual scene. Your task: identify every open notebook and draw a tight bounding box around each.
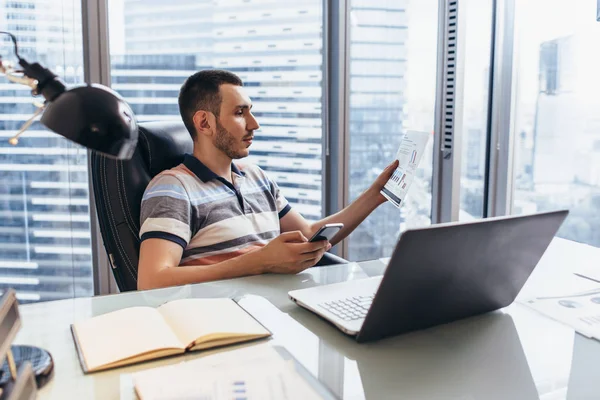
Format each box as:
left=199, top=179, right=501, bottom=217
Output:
left=71, top=298, right=271, bottom=373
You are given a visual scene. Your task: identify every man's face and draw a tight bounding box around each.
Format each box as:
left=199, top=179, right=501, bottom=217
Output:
left=213, top=84, right=260, bottom=159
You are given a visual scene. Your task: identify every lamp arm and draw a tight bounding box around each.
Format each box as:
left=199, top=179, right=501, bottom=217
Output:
left=1, top=31, right=66, bottom=101
left=0, top=62, right=38, bottom=89
left=8, top=105, right=46, bottom=146
left=0, top=31, right=23, bottom=61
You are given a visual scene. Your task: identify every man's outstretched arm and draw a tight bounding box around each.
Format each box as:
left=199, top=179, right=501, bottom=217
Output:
left=280, top=160, right=398, bottom=246
left=137, top=231, right=330, bottom=290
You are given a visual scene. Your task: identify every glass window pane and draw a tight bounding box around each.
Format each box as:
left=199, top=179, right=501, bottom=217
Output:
left=0, top=0, right=92, bottom=303
left=512, top=0, right=600, bottom=247
left=108, top=0, right=324, bottom=220
left=347, top=0, right=438, bottom=261
left=459, top=0, right=494, bottom=220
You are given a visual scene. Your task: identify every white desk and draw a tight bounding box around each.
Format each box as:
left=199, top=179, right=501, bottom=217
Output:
left=13, top=238, right=600, bottom=399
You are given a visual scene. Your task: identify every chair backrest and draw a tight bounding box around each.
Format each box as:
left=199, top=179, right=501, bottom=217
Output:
left=90, top=121, right=193, bottom=292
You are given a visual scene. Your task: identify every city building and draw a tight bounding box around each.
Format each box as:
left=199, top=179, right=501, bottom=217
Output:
left=0, top=0, right=91, bottom=303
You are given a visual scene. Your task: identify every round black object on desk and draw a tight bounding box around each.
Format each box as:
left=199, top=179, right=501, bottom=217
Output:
left=0, top=345, right=54, bottom=389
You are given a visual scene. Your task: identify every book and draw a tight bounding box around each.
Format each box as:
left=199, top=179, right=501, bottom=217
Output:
left=71, top=298, right=271, bottom=373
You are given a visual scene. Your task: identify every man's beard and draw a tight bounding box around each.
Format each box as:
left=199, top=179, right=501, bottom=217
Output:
left=214, top=120, right=248, bottom=159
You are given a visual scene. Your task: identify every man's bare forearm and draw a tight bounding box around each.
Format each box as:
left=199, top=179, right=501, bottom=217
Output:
left=138, top=248, right=272, bottom=290
left=310, top=187, right=384, bottom=245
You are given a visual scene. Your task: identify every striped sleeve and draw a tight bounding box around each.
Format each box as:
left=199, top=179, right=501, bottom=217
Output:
left=263, top=171, right=291, bottom=219
left=140, top=173, right=191, bottom=248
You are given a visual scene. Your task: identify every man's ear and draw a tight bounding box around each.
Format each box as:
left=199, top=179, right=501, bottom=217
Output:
left=192, top=110, right=215, bottom=138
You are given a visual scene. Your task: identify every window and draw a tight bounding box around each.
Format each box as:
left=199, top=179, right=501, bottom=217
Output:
left=511, top=0, right=600, bottom=247
left=108, top=0, right=325, bottom=220
left=0, top=1, right=92, bottom=303
left=346, top=0, right=437, bottom=261
left=459, top=0, right=494, bottom=220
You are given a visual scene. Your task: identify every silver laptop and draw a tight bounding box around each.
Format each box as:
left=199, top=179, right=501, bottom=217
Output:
left=288, top=210, right=569, bottom=343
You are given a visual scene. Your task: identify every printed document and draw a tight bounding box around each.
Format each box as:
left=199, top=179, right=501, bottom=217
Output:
left=521, top=288, right=600, bottom=341
left=381, top=130, right=430, bottom=208
left=132, top=344, right=327, bottom=400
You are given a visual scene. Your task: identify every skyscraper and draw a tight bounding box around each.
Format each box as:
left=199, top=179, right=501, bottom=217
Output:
left=0, top=0, right=91, bottom=303
left=347, top=0, right=422, bottom=260
left=521, top=34, right=600, bottom=246
left=116, top=0, right=324, bottom=220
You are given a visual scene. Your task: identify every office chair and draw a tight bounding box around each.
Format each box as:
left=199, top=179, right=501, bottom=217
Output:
left=90, top=121, right=348, bottom=292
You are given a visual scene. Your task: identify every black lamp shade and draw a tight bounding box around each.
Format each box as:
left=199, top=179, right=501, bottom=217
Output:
left=40, top=84, right=138, bottom=160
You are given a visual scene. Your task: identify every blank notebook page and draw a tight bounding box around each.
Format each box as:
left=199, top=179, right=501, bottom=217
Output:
left=74, top=306, right=184, bottom=370
left=157, top=298, right=268, bottom=347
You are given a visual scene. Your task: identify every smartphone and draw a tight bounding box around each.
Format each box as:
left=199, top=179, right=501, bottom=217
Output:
left=309, top=223, right=343, bottom=242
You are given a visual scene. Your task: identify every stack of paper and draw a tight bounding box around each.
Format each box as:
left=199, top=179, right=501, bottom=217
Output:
left=132, top=344, right=329, bottom=400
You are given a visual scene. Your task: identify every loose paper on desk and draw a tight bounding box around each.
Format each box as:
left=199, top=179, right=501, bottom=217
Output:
left=381, top=130, right=430, bottom=208
left=572, top=242, right=600, bottom=283
left=521, top=288, right=600, bottom=341
left=132, top=344, right=326, bottom=400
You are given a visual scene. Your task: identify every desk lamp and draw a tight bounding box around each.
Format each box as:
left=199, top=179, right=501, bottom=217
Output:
left=0, top=31, right=138, bottom=158
left=0, top=31, right=139, bottom=392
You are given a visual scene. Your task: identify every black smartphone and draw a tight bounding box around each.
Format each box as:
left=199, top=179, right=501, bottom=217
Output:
left=309, top=223, right=344, bottom=242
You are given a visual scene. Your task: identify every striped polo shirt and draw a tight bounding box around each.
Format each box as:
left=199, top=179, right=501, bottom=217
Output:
left=140, top=154, right=291, bottom=266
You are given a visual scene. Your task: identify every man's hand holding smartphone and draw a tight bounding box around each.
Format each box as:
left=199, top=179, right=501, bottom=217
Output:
left=260, top=224, right=343, bottom=274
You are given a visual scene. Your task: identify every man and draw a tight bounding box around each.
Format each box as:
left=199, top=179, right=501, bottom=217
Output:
left=138, top=70, right=398, bottom=290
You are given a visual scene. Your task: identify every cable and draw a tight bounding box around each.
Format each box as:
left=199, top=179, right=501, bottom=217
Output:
left=0, top=31, right=22, bottom=61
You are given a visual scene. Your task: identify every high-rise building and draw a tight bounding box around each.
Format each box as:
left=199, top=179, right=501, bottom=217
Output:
left=533, top=35, right=600, bottom=187
left=533, top=37, right=578, bottom=186
left=347, top=0, right=415, bottom=260
left=116, top=0, right=324, bottom=220
left=0, top=0, right=91, bottom=303
left=519, top=33, right=600, bottom=246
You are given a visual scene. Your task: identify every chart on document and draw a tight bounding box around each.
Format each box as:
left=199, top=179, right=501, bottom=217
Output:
left=381, top=130, right=430, bottom=208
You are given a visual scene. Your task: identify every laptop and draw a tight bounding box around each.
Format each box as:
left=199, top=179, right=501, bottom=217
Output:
left=288, top=210, right=569, bottom=343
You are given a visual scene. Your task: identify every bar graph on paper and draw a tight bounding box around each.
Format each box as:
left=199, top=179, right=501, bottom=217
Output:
left=381, top=131, right=430, bottom=209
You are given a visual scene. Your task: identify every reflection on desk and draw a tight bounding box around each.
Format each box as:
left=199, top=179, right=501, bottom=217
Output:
left=239, top=296, right=539, bottom=400
left=359, top=313, right=537, bottom=400
left=567, top=333, right=600, bottom=399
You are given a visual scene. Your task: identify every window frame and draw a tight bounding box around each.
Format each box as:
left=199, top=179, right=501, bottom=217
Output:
left=485, top=0, right=517, bottom=218
left=323, top=0, right=351, bottom=259
left=82, top=0, right=118, bottom=295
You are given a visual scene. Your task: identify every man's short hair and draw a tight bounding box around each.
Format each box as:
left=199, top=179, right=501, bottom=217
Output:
left=178, top=69, right=243, bottom=139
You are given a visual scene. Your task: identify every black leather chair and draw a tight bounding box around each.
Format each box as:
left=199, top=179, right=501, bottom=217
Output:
left=90, top=121, right=348, bottom=292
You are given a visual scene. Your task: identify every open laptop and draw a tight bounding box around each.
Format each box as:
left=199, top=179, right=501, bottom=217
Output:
left=288, top=210, right=569, bottom=343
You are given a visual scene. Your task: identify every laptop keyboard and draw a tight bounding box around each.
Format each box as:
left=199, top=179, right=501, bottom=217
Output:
left=318, top=294, right=375, bottom=321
